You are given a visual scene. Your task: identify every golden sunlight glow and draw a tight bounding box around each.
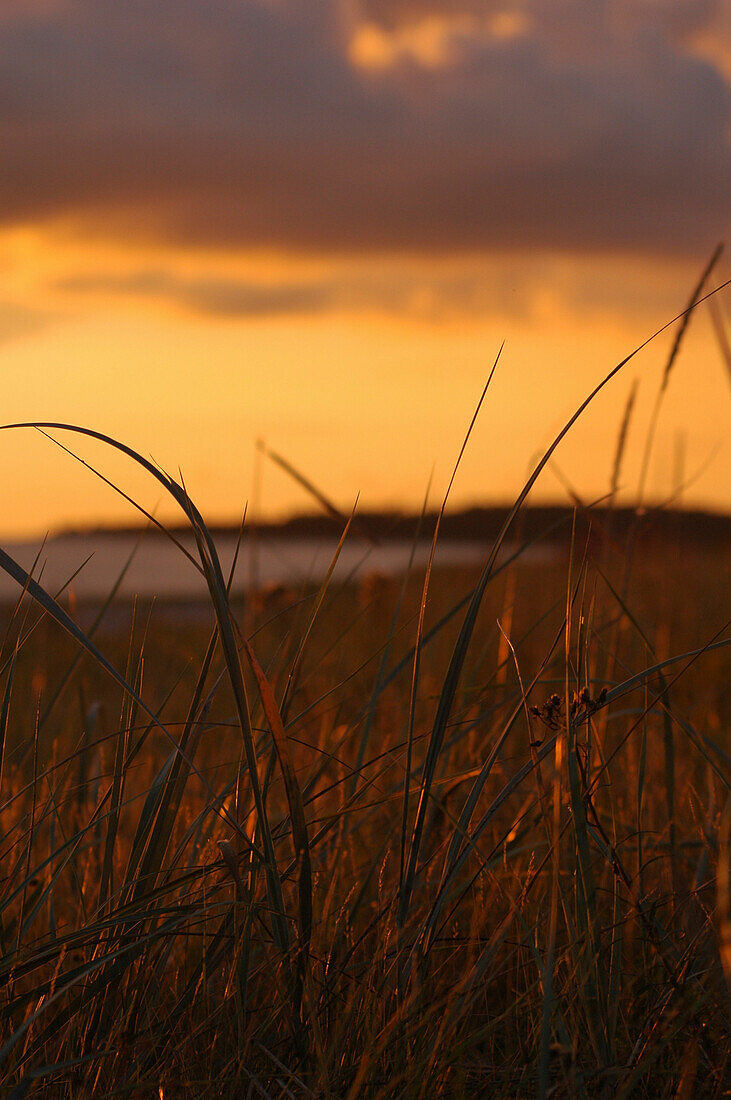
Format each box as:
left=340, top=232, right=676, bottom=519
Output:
left=1, top=0, right=728, bottom=541
left=349, top=19, right=454, bottom=70
left=686, top=10, right=731, bottom=81
left=486, top=11, right=531, bottom=42
left=349, top=12, right=530, bottom=72
left=1, top=226, right=728, bottom=537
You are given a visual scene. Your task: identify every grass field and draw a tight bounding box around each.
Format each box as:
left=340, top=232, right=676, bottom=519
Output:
left=0, top=293, right=729, bottom=1097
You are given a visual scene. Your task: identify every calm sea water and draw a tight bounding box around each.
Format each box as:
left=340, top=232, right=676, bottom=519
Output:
left=0, top=531, right=558, bottom=603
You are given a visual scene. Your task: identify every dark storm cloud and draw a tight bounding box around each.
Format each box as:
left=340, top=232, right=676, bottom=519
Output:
left=1, top=0, right=728, bottom=256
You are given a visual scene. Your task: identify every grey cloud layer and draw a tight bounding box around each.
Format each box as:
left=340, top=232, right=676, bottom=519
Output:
left=53, top=259, right=691, bottom=323
left=56, top=271, right=337, bottom=318
left=359, top=0, right=725, bottom=38
left=55, top=267, right=538, bottom=320
left=1, top=0, right=728, bottom=255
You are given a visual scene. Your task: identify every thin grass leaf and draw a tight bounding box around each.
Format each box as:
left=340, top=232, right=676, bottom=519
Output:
left=0, top=648, right=16, bottom=796
left=0, top=543, right=240, bottom=839
left=636, top=244, right=724, bottom=504
left=610, top=378, right=638, bottom=499
left=259, top=440, right=378, bottom=546
left=351, top=477, right=432, bottom=800
left=707, top=293, right=731, bottom=387
left=280, top=504, right=357, bottom=722
left=399, top=296, right=728, bottom=920
left=400, top=353, right=500, bottom=926
left=1, top=421, right=290, bottom=952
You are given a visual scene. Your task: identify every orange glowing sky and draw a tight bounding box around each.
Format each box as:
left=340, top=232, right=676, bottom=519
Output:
left=1, top=1, right=729, bottom=537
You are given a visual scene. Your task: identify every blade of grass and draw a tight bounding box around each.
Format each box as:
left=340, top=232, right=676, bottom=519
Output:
left=258, top=440, right=378, bottom=546
left=279, top=503, right=357, bottom=723
left=400, top=351, right=501, bottom=926
left=636, top=244, right=723, bottom=507
left=399, top=293, right=731, bottom=922
left=1, top=422, right=291, bottom=953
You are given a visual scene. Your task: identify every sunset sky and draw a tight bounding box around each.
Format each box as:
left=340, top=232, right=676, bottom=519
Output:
left=1, top=0, right=729, bottom=537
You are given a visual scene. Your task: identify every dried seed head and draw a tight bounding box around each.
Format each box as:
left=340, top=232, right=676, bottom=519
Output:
left=218, top=840, right=245, bottom=898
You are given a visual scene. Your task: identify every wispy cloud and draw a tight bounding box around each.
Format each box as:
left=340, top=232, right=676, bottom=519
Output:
left=55, top=270, right=336, bottom=318
left=53, top=254, right=700, bottom=323
left=0, top=300, right=56, bottom=345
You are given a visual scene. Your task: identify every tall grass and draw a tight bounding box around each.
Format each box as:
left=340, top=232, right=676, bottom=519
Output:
left=0, top=278, right=728, bottom=1097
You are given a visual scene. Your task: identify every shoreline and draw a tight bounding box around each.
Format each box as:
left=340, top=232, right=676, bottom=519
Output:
left=44, top=503, right=731, bottom=547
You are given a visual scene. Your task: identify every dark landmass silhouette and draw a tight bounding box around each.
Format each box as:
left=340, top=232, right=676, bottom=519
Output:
left=61, top=504, right=730, bottom=550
